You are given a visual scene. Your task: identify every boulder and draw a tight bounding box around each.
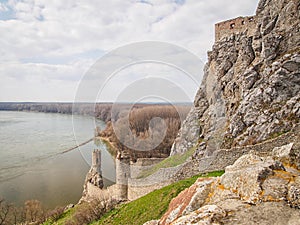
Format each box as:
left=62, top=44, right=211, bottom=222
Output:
left=159, top=177, right=216, bottom=225
left=220, top=154, right=284, bottom=204
left=170, top=205, right=226, bottom=225
left=150, top=143, right=300, bottom=225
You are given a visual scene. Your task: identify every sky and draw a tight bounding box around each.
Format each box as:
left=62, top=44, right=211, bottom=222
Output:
left=0, top=0, right=259, bottom=102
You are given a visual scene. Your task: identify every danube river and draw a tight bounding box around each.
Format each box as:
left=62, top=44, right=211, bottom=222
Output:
left=0, top=111, right=115, bottom=209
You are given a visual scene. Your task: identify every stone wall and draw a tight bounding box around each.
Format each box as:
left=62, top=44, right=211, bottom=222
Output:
left=84, top=183, right=128, bottom=202
left=128, top=180, right=172, bottom=201
left=128, top=163, right=184, bottom=200
left=215, top=16, right=256, bottom=41
left=199, top=123, right=300, bottom=172
left=83, top=124, right=299, bottom=203
left=174, top=123, right=300, bottom=180
left=130, top=158, right=164, bottom=179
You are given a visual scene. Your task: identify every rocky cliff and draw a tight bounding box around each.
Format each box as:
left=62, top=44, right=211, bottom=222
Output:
left=145, top=142, right=300, bottom=225
left=171, top=0, right=300, bottom=158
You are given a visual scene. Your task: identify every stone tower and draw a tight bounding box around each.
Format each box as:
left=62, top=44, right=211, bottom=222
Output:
left=115, top=151, right=131, bottom=200
left=85, top=149, right=103, bottom=189
left=92, top=149, right=102, bottom=174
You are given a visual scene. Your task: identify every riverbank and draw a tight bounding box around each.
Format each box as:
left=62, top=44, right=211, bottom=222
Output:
left=95, top=136, right=118, bottom=158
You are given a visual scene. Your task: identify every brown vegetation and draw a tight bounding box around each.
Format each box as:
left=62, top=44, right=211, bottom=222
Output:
left=0, top=198, right=66, bottom=225
left=65, top=198, right=117, bottom=225
left=98, top=104, right=191, bottom=160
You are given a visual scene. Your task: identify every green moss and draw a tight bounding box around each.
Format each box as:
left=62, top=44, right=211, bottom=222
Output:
left=137, top=146, right=197, bottom=178
left=269, top=130, right=288, bottom=139
left=93, top=171, right=224, bottom=225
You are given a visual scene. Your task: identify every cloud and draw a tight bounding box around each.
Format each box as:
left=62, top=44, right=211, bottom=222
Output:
left=0, top=0, right=259, bottom=102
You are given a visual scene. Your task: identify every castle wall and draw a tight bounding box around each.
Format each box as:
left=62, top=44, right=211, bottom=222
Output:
left=176, top=124, right=300, bottom=179
left=198, top=126, right=299, bottom=172
left=85, top=183, right=128, bottom=202
left=127, top=163, right=184, bottom=200
left=84, top=124, right=299, bottom=203
left=128, top=180, right=172, bottom=201
left=215, top=16, right=257, bottom=41
left=130, top=158, right=164, bottom=179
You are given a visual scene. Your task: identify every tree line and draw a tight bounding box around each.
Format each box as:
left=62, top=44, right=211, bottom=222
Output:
left=0, top=197, right=116, bottom=225
left=98, top=104, right=191, bottom=161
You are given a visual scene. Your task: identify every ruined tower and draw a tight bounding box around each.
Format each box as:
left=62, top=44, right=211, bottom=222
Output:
left=92, top=149, right=102, bottom=174
left=215, top=16, right=256, bottom=41
left=85, top=149, right=103, bottom=189
left=115, top=151, right=131, bottom=200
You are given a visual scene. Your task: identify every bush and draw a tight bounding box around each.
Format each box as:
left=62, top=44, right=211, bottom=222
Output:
left=65, top=197, right=117, bottom=225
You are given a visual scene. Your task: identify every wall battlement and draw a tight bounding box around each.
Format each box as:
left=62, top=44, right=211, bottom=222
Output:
left=215, top=16, right=256, bottom=41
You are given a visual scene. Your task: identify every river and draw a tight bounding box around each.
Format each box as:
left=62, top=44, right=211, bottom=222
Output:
left=0, top=111, right=115, bottom=209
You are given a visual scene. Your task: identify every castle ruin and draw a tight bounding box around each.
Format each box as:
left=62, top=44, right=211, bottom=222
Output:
left=81, top=149, right=166, bottom=202
left=81, top=15, right=262, bottom=203
left=215, top=16, right=256, bottom=41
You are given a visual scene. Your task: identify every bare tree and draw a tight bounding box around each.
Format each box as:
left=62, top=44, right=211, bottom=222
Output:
left=24, top=200, right=46, bottom=224
left=0, top=199, right=11, bottom=225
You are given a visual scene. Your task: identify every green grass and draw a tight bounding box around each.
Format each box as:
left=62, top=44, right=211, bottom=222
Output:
left=43, top=208, right=75, bottom=225
left=138, top=146, right=197, bottom=178
left=92, top=171, right=224, bottom=225
left=44, top=171, right=224, bottom=225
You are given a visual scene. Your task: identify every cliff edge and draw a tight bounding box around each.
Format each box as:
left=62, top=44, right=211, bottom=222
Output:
left=171, top=0, right=300, bottom=158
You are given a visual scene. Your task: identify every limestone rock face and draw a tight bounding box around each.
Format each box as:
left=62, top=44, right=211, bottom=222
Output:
left=171, top=0, right=300, bottom=156
left=146, top=142, right=300, bottom=225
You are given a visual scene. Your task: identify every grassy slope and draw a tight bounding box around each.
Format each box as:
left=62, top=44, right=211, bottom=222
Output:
left=43, top=206, right=77, bottom=225
left=93, top=171, right=224, bottom=225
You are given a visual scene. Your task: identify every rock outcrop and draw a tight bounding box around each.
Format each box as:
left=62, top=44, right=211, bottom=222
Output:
left=146, top=142, right=300, bottom=224
left=171, top=0, right=300, bottom=157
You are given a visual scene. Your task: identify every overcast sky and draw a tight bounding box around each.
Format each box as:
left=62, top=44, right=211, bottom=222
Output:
left=0, top=0, right=259, bottom=102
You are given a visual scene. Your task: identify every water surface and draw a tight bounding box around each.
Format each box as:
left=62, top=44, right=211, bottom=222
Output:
left=0, top=111, right=115, bottom=208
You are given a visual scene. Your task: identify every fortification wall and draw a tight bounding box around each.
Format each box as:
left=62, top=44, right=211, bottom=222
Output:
left=128, top=180, right=172, bottom=201
left=130, top=158, right=164, bottom=179
left=199, top=124, right=299, bottom=172
left=215, top=16, right=257, bottom=41
left=127, top=163, right=184, bottom=200
left=133, top=158, right=164, bottom=166
left=85, top=183, right=128, bottom=202
left=174, top=124, right=300, bottom=180
left=83, top=124, right=299, bottom=203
